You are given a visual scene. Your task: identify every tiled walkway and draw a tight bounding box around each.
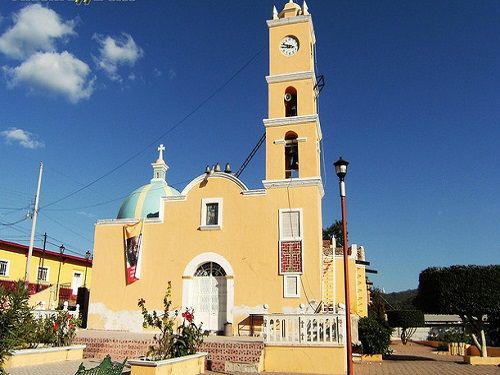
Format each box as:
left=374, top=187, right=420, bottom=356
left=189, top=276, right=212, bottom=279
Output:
left=7, top=341, right=500, bottom=375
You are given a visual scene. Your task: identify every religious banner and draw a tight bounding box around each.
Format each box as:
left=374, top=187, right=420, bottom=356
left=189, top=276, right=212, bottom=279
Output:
left=124, top=220, right=144, bottom=284
left=279, top=240, right=303, bottom=274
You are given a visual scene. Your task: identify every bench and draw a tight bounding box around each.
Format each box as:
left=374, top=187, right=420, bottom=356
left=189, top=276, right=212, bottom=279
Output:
left=75, top=355, right=127, bottom=375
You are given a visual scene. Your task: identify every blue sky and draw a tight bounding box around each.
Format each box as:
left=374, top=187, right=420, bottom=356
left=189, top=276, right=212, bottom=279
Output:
left=0, top=0, right=498, bottom=292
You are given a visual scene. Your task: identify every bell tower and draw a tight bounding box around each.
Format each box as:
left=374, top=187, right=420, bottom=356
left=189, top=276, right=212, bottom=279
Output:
left=263, top=0, right=322, bottom=184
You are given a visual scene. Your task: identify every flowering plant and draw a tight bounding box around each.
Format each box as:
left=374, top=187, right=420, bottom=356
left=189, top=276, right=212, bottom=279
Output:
left=50, top=310, right=79, bottom=347
left=138, top=281, right=205, bottom=361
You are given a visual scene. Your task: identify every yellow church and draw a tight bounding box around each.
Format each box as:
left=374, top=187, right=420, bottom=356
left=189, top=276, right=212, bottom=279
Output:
left=88, top=0, right=371, bottom=342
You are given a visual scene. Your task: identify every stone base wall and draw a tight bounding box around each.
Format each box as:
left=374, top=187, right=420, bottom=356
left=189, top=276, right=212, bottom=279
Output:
left=74, top=337, right=154, bottom=360
left=201, top=341, right=264, bottom=372
left=74, top=336, right=265, bottom=372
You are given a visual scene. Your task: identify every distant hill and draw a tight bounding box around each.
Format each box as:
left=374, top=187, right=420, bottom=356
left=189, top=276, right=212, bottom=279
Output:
left=382, top=289, right=418, bottom=310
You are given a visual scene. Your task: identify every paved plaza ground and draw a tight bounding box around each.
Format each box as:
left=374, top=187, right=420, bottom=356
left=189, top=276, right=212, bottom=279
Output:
left=7, top=341, right=499, bottom=375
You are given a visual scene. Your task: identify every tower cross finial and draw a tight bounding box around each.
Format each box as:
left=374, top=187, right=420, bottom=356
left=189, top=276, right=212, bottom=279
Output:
left=158, top=144, right=165, bottom=161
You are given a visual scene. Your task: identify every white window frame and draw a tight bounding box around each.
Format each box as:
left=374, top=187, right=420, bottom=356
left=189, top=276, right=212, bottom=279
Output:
left=37, top=266, right=50, bottom=282
left=0, top=260, right=10, bottom=277
left=278, top=208, right=304, bottom=276
left=283, top=275, right=300, bottom=298
left=278, top=208, right=303, bottom=241
left=200, top=198, right=223, bottom=230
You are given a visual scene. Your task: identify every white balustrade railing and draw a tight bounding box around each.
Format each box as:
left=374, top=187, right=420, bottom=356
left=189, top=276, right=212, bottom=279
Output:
left=32, top=301, right=80, bottom=320
left=263, top=313, right=345, bottom=346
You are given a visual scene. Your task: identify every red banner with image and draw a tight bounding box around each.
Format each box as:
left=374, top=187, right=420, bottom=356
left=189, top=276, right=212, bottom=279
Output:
left=124, top=220, right=143, bottom=284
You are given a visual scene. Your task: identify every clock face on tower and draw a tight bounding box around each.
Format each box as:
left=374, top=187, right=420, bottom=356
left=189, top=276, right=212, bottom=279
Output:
left=279, top=36, right=299, bottom=56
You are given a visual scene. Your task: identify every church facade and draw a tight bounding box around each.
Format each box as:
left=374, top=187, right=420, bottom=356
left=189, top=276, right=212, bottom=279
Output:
left=88, top=1, right=369, bottom=334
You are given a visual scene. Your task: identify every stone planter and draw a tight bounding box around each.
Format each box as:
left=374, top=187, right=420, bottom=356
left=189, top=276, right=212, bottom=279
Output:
left=361, top=354, right=382, bottom=362
left=463, top=355, right=500, bottom=366
left=4, top=344, right=86, bottom=369
left=128, top=352, right=207, bottom=375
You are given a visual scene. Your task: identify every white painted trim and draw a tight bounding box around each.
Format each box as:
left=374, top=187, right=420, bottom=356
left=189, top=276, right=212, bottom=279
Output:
left=97, top=218, right=140, bottom=225
left=266, top=71, right=315, bottom=84
left=274, top=137, right=307, bottom=145
left=181, top=172, right=248, bottom=196
left=283, top=275, right=301, bottom=298
left=163, top=195, right=186, bottom=202
left=200, top=198, right=223, bottom=229
left=128, top=352, right=208, bottom=367
left=0, top=259, right=10, bottom=277
left=262, top=177, right=324, bottom=197
left=267, top=15, right=316, bottom=44
left=182, top=252, right=234, bottom=324
left=241, top=189, right=266, bottom=196
left=263, top=114, right=322, bottom=141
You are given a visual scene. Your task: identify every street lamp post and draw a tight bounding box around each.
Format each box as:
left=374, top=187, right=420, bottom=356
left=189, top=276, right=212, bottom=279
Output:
left=84, top=250, right=91, bottom=288
left=55, top=244, right=65, bottom=307
left=334, top=156, right=353, bottom=375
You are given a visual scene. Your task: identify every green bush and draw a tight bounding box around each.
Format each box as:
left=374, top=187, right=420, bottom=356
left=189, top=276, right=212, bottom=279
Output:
left=0, top=281, right=33, bottom=374
left=358, top=316, right=392, bottom=355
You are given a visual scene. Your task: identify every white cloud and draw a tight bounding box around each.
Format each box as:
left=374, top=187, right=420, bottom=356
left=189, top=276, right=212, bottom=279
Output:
left=93, top=33, right=143, bottom=81
left=1, top=127, right=44, bottom=149
left=0, top=4, right=75, bottom=60
left=5, top=51, right=95, bottom=103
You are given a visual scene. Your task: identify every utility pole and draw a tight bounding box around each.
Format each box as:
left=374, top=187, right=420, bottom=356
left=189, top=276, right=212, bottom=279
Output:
left=24, top=161, right=43, bottom=283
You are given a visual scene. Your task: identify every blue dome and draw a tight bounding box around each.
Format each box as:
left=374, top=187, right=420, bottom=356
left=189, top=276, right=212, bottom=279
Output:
left=117, top=179, right=180, bottom=219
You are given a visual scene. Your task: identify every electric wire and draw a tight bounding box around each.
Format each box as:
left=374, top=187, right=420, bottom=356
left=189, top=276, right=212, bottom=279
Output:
left=40, top=47, right=265, bottom=211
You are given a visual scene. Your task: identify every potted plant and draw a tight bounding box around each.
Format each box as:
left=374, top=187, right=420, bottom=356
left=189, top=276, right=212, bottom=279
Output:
left=0, top=281, right=84, bottom=372
left=128, top=282, right=207, bottom=375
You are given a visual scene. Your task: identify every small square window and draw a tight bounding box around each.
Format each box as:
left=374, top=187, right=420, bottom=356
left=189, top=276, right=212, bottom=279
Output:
left=206, top=203, right=219, bottom=226
left=37, top=267, right=49, bottom=282
left=0, top=260, right=9, bottom=277
left=200, top=198, right=223, bottom=230
left=283, top=275, right=300, bottom=298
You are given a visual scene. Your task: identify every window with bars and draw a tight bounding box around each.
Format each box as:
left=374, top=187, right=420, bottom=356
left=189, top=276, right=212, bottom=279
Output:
left=0, top=260, right=8, bottom=276
left=37, top=267, right=49, bottom=282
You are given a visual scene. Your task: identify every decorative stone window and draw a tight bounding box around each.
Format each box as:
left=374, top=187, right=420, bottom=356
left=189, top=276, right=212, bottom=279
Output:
left=0, top=260, right=9, bottom=277
left=200, top=198, right=223, bottom=230
left=37, top=266, right=49, bottom=282
left=279, top=208, right=304, bottom=283
left=283, top=275, right=300, bottom=298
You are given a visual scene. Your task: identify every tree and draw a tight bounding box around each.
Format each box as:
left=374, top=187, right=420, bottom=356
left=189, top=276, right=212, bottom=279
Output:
left=414, top=265, right=500, bottom=357
left=386, top=310, right=425, bottom=345
left=322, top=220, right=344, bottom=245
left=368, top=288, right=386, bottom=324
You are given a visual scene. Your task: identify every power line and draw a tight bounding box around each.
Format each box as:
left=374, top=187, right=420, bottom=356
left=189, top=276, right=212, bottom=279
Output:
left=0, top=217, right=28, bottom=226
left=40, top=212, right=93, bottom=245
left=40, top=47, right=265, bottom=211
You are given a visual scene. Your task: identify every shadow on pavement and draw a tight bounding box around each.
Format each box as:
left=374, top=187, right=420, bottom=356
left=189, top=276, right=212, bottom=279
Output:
left=384, top=354, right=435, bottom=361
